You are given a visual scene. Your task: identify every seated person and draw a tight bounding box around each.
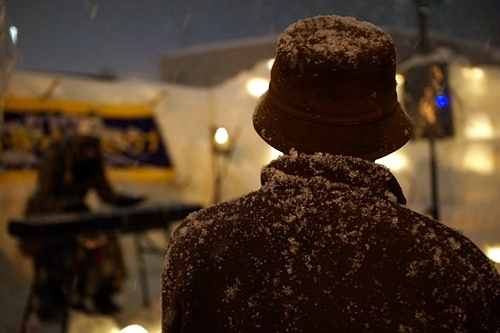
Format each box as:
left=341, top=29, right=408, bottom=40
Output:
left=21, top=114, right=145, bottom=320
left=161, top=15, right=500, bottom=332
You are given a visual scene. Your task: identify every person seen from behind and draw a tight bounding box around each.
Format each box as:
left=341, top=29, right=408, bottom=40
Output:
left=161, top=15, right=500, bottom=332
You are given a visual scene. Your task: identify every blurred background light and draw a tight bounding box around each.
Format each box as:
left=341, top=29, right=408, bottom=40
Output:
left=485, top=245, right=500, bottom=263
left=267, top=58, right=274, bottom=70
left=212, top=126, right=234, bottom=154
left=9, top=25, right=17, bottom=44
left=376, top=152, right=408, bottom=172
left=214, top=127, right=229, bottom=145
left=462, top=143, right=495, bottom=175
left=120, top=324, right=149, bottom=333
left=461, top=66, right=486, bottom=95
left=396, top=73, right=405, bottom=85
left=246, top=77, right=269, bottom=97
left=269, top=147, right=282, bottom=161
left=464, top=114, right=494, bottom=140
left=436, top=94, right=448, bottom=107
left=462, top=67, right=484, bottom=80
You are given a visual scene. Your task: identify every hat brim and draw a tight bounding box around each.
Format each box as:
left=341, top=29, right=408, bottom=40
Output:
left=253, top=92, right=414, bottom=161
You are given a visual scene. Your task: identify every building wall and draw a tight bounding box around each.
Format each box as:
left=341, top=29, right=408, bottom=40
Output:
left=160, top=29, right=500, bottom=87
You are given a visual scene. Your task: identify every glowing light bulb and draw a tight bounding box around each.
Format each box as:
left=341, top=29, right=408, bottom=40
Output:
left=214, top=127, right=229, bottom=145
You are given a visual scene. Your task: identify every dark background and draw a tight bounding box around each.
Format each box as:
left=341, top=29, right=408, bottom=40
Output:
left=4, top=0, right=500, bottom=80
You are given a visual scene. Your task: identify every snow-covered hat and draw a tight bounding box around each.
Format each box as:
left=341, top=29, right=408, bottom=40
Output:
left=253, top=15, right=413, bottom=160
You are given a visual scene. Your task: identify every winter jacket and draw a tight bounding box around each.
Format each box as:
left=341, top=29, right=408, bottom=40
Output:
left=162, top=151, right=500, bottom=333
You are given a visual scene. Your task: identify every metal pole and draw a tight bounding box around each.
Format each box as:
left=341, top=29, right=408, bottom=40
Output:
left=416, top=0, right=440, bottom=221
left=416, top=0, right=431, bottom=54
left=429, top=137, right=439, bottom=220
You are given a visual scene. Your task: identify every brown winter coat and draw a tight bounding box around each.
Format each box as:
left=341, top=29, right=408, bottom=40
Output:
left=162, top=152, right=500, bottom=333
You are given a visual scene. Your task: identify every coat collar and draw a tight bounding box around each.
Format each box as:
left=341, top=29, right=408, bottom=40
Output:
left=261, top=151, right=407, bottom=205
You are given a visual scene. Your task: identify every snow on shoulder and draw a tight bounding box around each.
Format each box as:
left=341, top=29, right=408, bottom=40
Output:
left=164, top=151, right=500, bottom=331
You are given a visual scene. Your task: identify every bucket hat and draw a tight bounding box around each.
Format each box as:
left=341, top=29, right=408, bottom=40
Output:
left=253, top=15, right=413, bottom=160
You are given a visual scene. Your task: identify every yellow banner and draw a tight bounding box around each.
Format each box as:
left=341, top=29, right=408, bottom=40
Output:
left=1, top=96, right=175, bottom=183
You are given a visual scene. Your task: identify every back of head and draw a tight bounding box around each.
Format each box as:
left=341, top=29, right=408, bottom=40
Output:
left=253, top=15, right=413, bottom=160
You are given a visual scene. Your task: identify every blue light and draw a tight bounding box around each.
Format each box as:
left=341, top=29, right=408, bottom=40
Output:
left=436, top=95, right=448, bottom=107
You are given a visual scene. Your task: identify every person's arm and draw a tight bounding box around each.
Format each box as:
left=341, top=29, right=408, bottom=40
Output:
left=92, top=152, right=145, bottom=207
left=93, top=170, right=145, bottom=207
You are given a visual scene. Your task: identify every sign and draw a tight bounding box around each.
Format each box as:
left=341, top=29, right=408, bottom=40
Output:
left=1, top=96, right=175, bottom=182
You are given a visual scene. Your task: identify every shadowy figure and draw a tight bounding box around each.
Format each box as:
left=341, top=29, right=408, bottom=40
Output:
left=161, top=15, right=500, bottom=332
left=21, top=114, right=145, bottom=321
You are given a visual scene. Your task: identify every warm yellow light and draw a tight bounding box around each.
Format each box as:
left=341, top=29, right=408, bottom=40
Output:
left=120, top=324, right=149, bottom=333
left=462, top=143, right=495, bottom=175
left=376, top=152, right=407, bottom=172
left=462, top=67, right=484, bottom=80
left=395, top=73, right=406, bottom=104
left=212, top=127, right=233, bottom=153
left=270, top=148, right=283, bottom=161
left=267, top=58, right=275, bottom=70
left=395, top=73, right=405, bottom=85
left=485, top=245, right=500, bottom=263
left=464, top=114, right=494, bottom=140
left=265, top=147, right=283, bottom=163
left=246, top=77, right=269, bottom=97
left=214, top=127, right=229, bottom=145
